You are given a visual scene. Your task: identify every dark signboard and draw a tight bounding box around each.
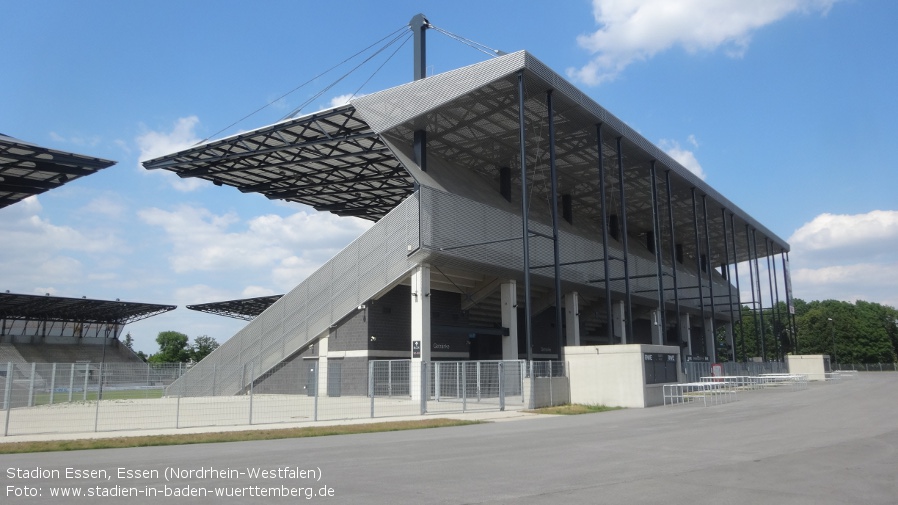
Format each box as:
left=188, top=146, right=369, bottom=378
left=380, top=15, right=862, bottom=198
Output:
left=644, top=353, right=679, bottom=384
left=412, top=340, right=421, bottom=359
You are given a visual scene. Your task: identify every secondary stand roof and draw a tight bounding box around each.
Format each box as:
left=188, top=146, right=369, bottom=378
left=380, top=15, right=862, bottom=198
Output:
left=0, top=134, right=116, bottom=209
left=186, top=295, right=283, bottom=321
left=0, top=292, right=176, bottom=325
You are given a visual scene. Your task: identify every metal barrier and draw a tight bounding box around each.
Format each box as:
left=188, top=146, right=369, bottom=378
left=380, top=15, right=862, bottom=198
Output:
left=833, top=363, right=898, bottom=372
left=2, top=359, right=568, bottom=437
left=683, top=361, right=788, bottom=382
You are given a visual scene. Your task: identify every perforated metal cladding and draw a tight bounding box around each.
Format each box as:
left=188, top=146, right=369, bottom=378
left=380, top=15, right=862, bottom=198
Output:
left=354, top=50, right=786, bottom=259
left=168, top=195, right=421, bottom=397
left=353, top=51, right=528, bottom=133
left=419, top=186, right=731, bottom=311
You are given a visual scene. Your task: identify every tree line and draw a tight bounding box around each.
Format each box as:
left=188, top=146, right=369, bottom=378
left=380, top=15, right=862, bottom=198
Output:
left=729, top=299, right=898, bottom=364
left=124, top=331, right=220, bottom=363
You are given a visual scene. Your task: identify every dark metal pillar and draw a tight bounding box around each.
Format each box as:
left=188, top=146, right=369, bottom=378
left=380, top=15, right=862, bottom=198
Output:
left=691, top=189, right=707, bottom=355
left=745, top=224, right=760, bottom=360
left=771, top=241, right=784, bottom=355
left=596, top=124, right=614, bottom=344
left=702, top=195, right=716, bottom=362
left=616, top=137, right=634, bottom=340
left=517, top=72, right=533, bottom=362
left=751, top=228, right=766, bottom=360
left=721, top=208, right=735, bottom=362
left=410, top=13, right=429, bottom=172
left=665, top=170, right=682, bottom=346
left=731, top=214, right=746, bottom=361
left=547, top=90, right=564, bottom=358
left=649, top=161, right=666, bottom=343
left=765, top=239, right=780, bottom=360
left=783, top=251, right=799, bottom=353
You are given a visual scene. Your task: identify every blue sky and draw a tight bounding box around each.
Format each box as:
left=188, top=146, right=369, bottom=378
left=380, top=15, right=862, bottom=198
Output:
left=2, top=0, right=896, bottom=355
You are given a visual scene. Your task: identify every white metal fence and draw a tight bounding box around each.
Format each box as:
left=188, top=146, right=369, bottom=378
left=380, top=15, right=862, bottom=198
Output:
left=683, top=361, right=788, bottom=382
left=833, top=363, right=898, bottom=372
left=2, top=360, right=568, bottom=437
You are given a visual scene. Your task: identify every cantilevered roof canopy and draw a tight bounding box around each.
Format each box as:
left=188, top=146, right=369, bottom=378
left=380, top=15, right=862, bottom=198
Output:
left=0, top=292, right=176, bottom=325
left=186, top=295, right=283, bottom=321
left=353, top=51, right=790, bottom=267
left=142, top=106, right=415, bottom=221
left=143, top=50, right=788, bottom=268
left=0, top=134, right=116, bottom=209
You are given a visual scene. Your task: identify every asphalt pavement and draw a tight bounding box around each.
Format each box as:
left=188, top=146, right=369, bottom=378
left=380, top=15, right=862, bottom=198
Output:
left=2, top=373, right=896, bottom=504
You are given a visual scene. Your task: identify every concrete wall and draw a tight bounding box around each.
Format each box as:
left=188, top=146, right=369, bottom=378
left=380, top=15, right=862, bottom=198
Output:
left=787, top=354, right=830, bottom=381
left=566, top=344, right=682, bottom=408
left=530, top=377, right=570, bottom=408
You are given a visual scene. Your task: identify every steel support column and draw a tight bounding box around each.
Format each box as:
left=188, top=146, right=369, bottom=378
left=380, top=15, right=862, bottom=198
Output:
left=722, top=208, right=735, bottom=362
left=702, top=195, right=716, bottom=362
left=745, top=225, right=760, bottom=360
left=665, top=170, right=682, bottom=346
left=547, top=90, right=564, bottom=357
left=771, top=241, right=784, bottom=354
left=596, top=124, right=614, bottom=344
left=616, top=137, right=634, bottom=340
left=731, top=214, right=746, bottom=361
left=691, top=188, right=707, bottom=354
left=649, top=161, right=666, bottom=343
left=751, top=228, right=766, bottom=360
left=765, top=239, right=780, bottom=360
left=518, top=72, right=533, bottom=362
left=783, top=251, right=799, bottom=353
left=410, top=14, right=429, bottom=172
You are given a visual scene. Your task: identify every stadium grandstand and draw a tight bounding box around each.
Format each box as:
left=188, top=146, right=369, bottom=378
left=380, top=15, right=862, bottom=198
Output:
left=143, top=15, right=796, bottom=399
left=0, top=292, right=176, bottom=364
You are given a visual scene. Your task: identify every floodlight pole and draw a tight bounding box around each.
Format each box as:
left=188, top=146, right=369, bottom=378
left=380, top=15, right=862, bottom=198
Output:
left=411, top=13, right=429, bottom=172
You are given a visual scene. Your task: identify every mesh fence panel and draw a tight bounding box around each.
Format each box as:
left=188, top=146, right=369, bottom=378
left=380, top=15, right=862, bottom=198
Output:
left=4, top=360, right=558, bottom=437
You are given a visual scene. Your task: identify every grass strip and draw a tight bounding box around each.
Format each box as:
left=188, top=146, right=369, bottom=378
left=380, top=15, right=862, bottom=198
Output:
left=526, top=404, right=621, bottom=415
left=0, top=418, right=482, bottom=454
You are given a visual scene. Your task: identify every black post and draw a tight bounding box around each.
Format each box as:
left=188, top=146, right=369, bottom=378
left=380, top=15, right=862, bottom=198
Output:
left=752, top=228, right=767, bottom=361
left=518, top=72, right=533, bottom=362
left=765, top=239, right=780, bottom=360
left=649, top=161, right=666, bottom=343
left=596, top=124, right=614, bottom=345
left=783, top=250, right=799, bottom=353
left=616, top=137, right=634, bottom=341
left=771, top=242, right=785, bottom=354
left=691, top=189, right=707, bottom=356
left=547, top=90, right=564, bottom=358
left=666, top=170, right=682, bottom=347
left=731, top=214, right=746, bottom=362
left=702, top=195, right=716, bottom=362
left=410, top=13, right=429, bottom=172
left=721, top=208, right=735, bottom=362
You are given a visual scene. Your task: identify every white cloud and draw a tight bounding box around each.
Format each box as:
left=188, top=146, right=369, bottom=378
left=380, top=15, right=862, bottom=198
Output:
left=173, top=284, right=235, bottom=306
left=0, top=196, right=127, bottom=292
left=242, top=285, right=278, bottom=298
left=329, top=94, right=355, bottom=108
left=570, top=0, right=840, bottom=85
left=136, top=116, right=209, bottom=192
left=782, top=210, right=898, bottom=307
left=49, top=131, right=101, bottom=147
left=789, top=210, right=898, bottom=255
left=80, top=196, right=128, bottom=220
left=660, top=138, right=706, bottom=180
left=138, top=204, right=372, bottom=288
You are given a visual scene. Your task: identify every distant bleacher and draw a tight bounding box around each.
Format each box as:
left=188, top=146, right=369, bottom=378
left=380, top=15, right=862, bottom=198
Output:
left=0, top=341, right=142, bottom=364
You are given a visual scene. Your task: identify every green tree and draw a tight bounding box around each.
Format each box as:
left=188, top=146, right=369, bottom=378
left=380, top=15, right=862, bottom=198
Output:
left=190, top=335, right=220, bottom=362
left=122, top=332, right=134, bottom=350
left=148, top=331, right=191, bottom=363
